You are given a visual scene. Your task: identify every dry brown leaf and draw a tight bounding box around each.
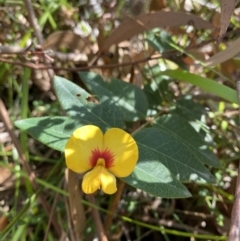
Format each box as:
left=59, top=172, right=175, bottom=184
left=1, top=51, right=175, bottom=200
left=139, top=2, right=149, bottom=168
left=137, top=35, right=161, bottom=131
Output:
left=201, top=37, right=240, bottom=67
left=0, top=166, right=12, bottom=184
left=220, top=59, right=239, bottom=79
left=121, top=53, right=132, bottom=76
left=34, top=31, right=91, bottom=92
left=32, top=69, right=51, bottom=92
left=150, top=0, right=166, bottom=11
left=211, top=11, right=221, bottom=38
left=212, top=11, right=221, bottom=29
left=97, top=21, right=118, bottom=65
left=43, top=31, right=91, bottom=54
left=101, top=11, right=215, bottom=51
left=218, top=0, right=236, bottom=43
left=0, top=165, right=15, bottom=191
left=183, top=49, right=206, bottom=65
left=0, top=216, right=8, bottom=231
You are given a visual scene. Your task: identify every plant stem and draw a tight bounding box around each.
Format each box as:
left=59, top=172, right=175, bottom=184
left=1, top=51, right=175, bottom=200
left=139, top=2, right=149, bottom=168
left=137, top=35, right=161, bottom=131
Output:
left=228, top=80, right=240, bottom=241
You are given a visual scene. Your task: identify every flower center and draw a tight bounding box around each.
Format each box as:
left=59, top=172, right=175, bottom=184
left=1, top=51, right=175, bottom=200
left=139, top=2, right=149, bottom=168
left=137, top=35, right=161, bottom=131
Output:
left=89, top=148, right=115, bottom=168
left=96, top=158, right=105, bottom=167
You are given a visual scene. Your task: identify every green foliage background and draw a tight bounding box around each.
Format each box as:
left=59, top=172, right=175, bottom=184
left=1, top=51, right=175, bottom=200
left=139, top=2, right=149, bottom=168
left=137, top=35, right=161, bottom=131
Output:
left=0, top=0, right=239, bottom=240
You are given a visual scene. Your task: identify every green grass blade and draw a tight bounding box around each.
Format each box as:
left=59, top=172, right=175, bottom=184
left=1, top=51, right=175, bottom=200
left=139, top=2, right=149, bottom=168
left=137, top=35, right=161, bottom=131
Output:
left=162, top=69, right=239, bottom=104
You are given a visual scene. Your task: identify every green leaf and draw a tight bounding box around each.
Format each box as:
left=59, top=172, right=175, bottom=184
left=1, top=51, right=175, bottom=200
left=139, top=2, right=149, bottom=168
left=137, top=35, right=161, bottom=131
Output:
left=170, top=98, right=212, bottom=140
left=54, top=76, right=124, bottom=131
left=143, top=73, right=173, bottom=113
left=147, top=30, right=175, bottom=53
left=15, top=117, right=77, bottom=152
left=146, top=31, right=188, bottom=69
left=134, top=128, right=216, bottom=183
left=171, top=98, right=206, bottom=123
left=123, top=161, right=191, bottom=198
left=162, top=69, right=239, bottom=104
left=153, top=114, right=220, bottom=167
left=79, top=72, right=148, bottom=121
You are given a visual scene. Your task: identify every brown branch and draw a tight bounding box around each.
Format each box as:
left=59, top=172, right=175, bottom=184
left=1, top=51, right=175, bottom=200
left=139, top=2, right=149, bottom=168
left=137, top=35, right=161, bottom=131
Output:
left=0, top=34, right=219, bottom=69
left=43, top=191, right=60, bottom=241
left=0, top=36, right=220, bottom=72
left=64, top=175, right=76, bottom=241
left=139, top=216, right=213, bottom=235
left=228, top=80, right=240, bottom=241
left=87, top=195, right=108, bottom=241
left=0, top=45, right=31, bottom=54
left=104, top=181, right=125, bottom=233
left=0, top=54, right=161, bottom=71
left=0, top=99, right=62, bottom=237
left=23, top=0, right=43, bottom=44
left=0, top=49, right=88, bottom=63
left=23, top=0, right=54, bottom=88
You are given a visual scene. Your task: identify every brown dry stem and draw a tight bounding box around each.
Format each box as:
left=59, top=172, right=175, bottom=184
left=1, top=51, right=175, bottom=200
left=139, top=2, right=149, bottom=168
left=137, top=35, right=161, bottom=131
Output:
left=87, top=194, right=108, bottom=241
left=228, top=80, right=240, bottom=240
left=104, top=181, right=126, bottom=233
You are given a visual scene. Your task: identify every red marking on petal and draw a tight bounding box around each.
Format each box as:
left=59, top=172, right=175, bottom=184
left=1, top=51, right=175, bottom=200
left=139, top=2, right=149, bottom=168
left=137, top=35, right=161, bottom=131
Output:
left=90, top=148, right=115, bottom=168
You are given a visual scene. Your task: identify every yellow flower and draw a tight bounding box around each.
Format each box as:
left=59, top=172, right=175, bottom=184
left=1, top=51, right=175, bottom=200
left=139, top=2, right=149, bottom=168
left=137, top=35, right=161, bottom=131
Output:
left=65, top=125, right=138, bottom=194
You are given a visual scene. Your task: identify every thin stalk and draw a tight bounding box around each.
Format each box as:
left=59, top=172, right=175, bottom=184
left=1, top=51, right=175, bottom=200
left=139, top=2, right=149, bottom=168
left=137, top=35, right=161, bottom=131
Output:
left=20, top=68, right=31, bottom=158
left=228, top=80, right=240, bottom=240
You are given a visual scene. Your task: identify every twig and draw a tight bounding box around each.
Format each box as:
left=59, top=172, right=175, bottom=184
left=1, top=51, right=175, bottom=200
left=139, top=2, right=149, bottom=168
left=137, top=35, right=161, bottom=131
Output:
left=228, top=80, right=240, bottom=240
left=0, top=54, right=161, bottom=71
left=87, top=195, right=108, bottom=241
left=64, top=179, right=76, bottom=241
left=0, top=45, right=31, bottom=54
left=0, top=35, right=220, bottom=71
left=0, top=48, right=88, bottom=63
left=139, top=216, right=212, bottom=235
left=104, top=181, right=125, bottom=233
left=43, top=191, right=60, bottom=241
left=0, top=99, right=62, bottom=236
left=23, top=0, right=54, bottom=86
left=23, top=0, right=43, bottom=44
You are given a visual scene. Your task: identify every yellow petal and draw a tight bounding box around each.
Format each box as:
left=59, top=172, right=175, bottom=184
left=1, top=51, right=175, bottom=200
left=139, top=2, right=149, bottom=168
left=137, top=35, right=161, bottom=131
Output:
left=65, top=125, right=103, bottom=173
left=82, top=166, right=117, bottom=194
left=82, top=166, right=101, bottom=194
left=103, top=128, right=138, bottom=177
left=100, top=167, right=117, bottom=194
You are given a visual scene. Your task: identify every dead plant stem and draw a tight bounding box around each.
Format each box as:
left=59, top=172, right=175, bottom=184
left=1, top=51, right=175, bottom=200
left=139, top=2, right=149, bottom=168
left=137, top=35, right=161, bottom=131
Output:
left=104, top=181, right=125, bottom=233
left=87, top=195, right=108, bottom=241
left=228, top=80, right=240, bottom=240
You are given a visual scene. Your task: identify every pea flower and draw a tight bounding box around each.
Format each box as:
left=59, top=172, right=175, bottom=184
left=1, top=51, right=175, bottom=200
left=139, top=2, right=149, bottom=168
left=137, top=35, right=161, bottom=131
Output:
left=65, top=125, right=138, bottom=194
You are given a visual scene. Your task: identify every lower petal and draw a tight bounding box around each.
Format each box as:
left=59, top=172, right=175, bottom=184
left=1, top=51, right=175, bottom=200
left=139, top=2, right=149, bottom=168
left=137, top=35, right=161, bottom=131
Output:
left=82, top=166, right=117, bottom=194
left=100, top=168, right=117, bottom=194
left=82, top=166, right=101, bottom=194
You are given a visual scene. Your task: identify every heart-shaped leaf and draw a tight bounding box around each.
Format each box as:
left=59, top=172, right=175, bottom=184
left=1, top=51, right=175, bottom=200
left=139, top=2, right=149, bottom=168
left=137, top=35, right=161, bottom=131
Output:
left=15, top=117, right=76, bottom=151
left=123, top=160, right=191, bottom=198
left=54, top=76, right=124, bottom=131
left=134, top=128, right=216, bottom=183
left=153, top=114, right=220, bottom=167
left=79, top=72, right=148, bottom=121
